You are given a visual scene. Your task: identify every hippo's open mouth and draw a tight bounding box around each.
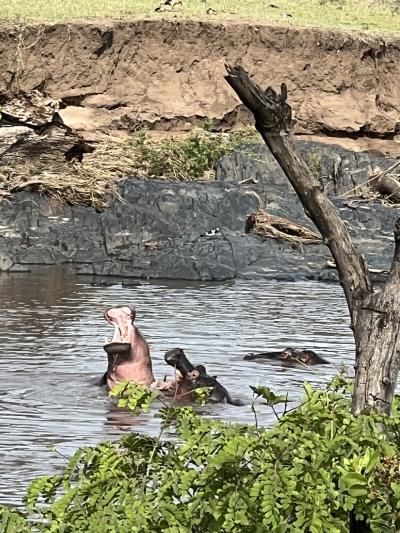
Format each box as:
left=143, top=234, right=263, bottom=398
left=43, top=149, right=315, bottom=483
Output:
left=164, top=348, right=200, bottom=380
left=103, top=305, right=135, bottom=356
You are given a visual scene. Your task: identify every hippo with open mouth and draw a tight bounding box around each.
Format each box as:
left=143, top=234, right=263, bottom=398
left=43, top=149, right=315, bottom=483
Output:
left=99, top=307, right=243, bottom=406
left=164, top=348, right=243, bottom=405
left=101, top=305, right=155, bottom=389
left=244, top=347, right=329, bottom=365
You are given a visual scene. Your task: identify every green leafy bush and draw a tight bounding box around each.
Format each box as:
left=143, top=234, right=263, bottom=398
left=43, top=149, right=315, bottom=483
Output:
left=0, top=127, right=258, bottom=209
left=3, top=376, right=400, bottom=532
left=126, top=128, right=258, bottom=181
left=109, top=381, right=160, bottom=414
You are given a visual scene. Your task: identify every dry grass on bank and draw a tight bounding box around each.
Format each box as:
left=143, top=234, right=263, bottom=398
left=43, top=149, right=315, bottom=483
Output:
left=0, top=165, right=122, bottom=211
left=0, top=129, right=258, bottom=209
left=2, top=0, right=400, bottom=35
left=2, top=129, right=399, bottom=210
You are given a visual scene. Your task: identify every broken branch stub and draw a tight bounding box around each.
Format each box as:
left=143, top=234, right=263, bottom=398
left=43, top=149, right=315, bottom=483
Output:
left=225, top=65, right=293, bottom=133
left=224, top=64, right=400, bottom=416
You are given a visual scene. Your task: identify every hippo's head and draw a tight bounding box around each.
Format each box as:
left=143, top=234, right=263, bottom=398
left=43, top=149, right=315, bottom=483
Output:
left=164, top=348, right=200, bottom=381
left=164, top=349, right=241, bottom=405
left=280, top=347, right=297, bottom=360
left=104, top=305, right=136, bottom=325
left=296, top=349, right=329, bottom=365
left=243, top=347, right=329, bottom=367
left=103, top=305, right=136, bottom=358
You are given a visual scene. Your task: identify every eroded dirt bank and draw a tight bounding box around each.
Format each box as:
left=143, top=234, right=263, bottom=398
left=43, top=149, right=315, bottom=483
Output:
left=1, top=19, right=400, bottom=139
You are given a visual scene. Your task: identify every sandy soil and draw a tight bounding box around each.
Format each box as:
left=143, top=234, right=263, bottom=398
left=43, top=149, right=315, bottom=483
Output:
left=1, top=19, right=400, bottom=153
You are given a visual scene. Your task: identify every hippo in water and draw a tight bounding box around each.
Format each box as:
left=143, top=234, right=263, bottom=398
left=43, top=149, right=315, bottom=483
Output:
left=98, top=306, right=213, bottom=398
left=100, top=305, right=155, bottom=389
left=164, top=348, right=243, bottom=405
left=244, top=347, right=329, bottom=365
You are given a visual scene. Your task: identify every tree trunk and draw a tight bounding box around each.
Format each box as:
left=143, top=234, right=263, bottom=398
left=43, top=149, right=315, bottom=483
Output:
left=351, top=223, right=400, bottom=414
left=224, top=65, right=400, bottom=415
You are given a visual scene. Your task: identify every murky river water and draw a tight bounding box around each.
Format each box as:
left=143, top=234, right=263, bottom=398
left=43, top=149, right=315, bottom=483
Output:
left=0, top=267, right=355, bottom=506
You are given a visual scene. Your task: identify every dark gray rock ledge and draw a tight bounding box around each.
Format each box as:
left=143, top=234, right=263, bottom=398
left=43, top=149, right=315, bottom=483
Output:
left=0, top=140, right=398, bottom=282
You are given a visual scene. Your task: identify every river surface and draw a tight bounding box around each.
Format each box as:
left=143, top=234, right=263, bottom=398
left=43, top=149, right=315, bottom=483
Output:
left=0, top=267, right=355, bottom=506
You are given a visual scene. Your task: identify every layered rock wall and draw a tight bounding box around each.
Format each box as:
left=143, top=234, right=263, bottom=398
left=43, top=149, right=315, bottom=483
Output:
left=1, top=141, right=397, bottom=281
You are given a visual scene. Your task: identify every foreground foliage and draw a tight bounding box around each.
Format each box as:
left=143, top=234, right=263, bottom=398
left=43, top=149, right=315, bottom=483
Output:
left=2, top=376, right=400, bottom=532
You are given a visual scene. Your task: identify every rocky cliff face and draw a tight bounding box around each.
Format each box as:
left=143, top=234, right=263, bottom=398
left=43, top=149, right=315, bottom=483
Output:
left=1, top=20, right=398, bottom=282
left=1, top=20, right=400, bottom=140
left=0, top=141, right=397, bottom=282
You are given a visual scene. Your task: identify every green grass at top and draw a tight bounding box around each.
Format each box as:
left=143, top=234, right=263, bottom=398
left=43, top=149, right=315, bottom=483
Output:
left=1, top=0, right=400, bottom=35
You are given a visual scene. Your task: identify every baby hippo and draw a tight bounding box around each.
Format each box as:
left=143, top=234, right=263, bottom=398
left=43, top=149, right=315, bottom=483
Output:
left=244, top=347, right=329, bottom=366
left=164, top=348, right=242, bottom=406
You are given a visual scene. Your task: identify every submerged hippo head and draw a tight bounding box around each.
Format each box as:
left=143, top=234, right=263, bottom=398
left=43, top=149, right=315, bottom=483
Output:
left=102, top=305, right=154, bottom=388
left=244, top=347, right=329, bottom=366
left=279, top=347, right=297, bottom=360
left=244, top=347, right=296, bottom=362
left=295, top=349, right=329, bottom=365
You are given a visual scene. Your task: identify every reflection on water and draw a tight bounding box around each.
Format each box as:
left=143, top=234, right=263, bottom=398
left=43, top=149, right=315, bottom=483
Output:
left=0, top=267, right=355, bottom=505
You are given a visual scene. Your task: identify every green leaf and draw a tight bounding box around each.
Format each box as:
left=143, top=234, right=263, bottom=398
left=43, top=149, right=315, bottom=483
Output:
left=193, top=386, right=212, bottom=406
left=250, top=386, right=288, bottom=406
left=341, top=472, right=367, bottom=487
left=348, top=485, right=368, bottom=497
left=364, top=451, right=381, bottom=474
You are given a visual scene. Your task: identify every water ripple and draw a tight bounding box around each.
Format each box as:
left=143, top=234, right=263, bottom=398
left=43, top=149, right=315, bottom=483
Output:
left=0, top=268, right=354, bottom=505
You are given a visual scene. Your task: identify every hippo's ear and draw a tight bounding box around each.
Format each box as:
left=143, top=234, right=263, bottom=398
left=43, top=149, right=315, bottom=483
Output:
left=130, top=307, right=136, bottom=322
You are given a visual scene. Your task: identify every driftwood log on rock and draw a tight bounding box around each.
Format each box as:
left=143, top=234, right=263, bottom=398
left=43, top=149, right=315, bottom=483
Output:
left=0, top=90, right=92, bottom=170
left=246, top=208, right=321, bottom=247
left=225, top=65, right=400, bottom=416
left=369, top=163, right=400, bottom=203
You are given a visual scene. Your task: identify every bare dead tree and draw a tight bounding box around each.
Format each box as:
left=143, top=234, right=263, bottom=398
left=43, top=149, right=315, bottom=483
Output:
left=224, top=65, right=400, bottom=416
